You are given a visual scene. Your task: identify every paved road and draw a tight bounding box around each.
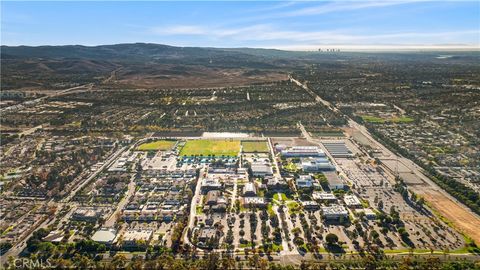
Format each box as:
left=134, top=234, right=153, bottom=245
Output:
left=104, top=174, right=136, bottom=228
left=267, top=137, right=282, bottom=179
left=273, top=205, right=291, bottom=254
left=184, top=168, right=206, bottom=246
left=289, top=75, right=338, bottom=113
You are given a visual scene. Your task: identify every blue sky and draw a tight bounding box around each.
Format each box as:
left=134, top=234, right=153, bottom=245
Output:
left=2, top=1, right=479, bottom=50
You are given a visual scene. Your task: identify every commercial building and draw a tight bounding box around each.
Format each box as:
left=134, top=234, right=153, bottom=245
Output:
left=205, top=190, right=221, bottom=205
left=301, top=201, right=320, bottom=210
left=281, top=146, right=326, bottom=157
left=321, top=205, right=349, bottom=220
left=250, top=162, right=273, bottom=177
left=243, top=182, right=257, bottom=197
left=121, top=229, right=153, bottom=248
left=324, top=172, right=344, bottom=190
left=312, top=191, right=337, bottom=202
left=201, top=178, right=222, bottom=193
left=301, top=157, right=335, bottom=172
left=198, top=227, right=221, bottom=244
left=296, top=175, right=313, bottom=189
left=243, top=197, right=266, bottom=207
left=43, top=230, right=65, bottom=243
left=72, top=207, right=109, bottom=222
left=204, top=190, right=227, bottom=212
left=91, top=228, right=117, bottom=245
left=322, top=142, right=353, bottom=158
left=266, top=176, right=288, bottom=191
left=344, top=195, right=362, bottom=208
left=355, top=208, right=377, bottom=219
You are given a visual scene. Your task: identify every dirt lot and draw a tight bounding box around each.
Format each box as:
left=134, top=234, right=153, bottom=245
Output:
left=423, top=191, right=480, bottom=244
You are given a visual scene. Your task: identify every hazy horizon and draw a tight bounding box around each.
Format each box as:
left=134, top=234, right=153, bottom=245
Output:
left=2, top=1, right=479, bottom=50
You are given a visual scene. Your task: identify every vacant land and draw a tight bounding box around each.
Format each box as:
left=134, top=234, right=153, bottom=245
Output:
left=179, top=139, right=240, bottom=157
left=137, top=140, right=176, bottom=151
left=241, top=140, right=269, bottom=153
left=112, top=68, right=288, bottom=89
left=391, top=116, right=415, bottom=123
left=423, top=191, right=480, bottom=244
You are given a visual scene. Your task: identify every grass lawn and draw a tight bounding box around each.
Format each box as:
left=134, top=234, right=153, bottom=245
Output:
left=361, top=115, right=385, bottom=123
left=270, top=242, right=283, bottom=252
left=138, top=140, right=176, bottom=151
left=287, top=201, right=301, bottom=214
left=267, top=203, right=275, bottom=216
left=241, top=141, right=270, bottom=153
left=283, top=162, right=299, bottom=173
left=361, top=115, right=415, bottom=124
left=179, top=139, right=240, bottom=157
left=383, top=249, right=431, bottom=254
left=273, top=193, right=288, bottom=201
left=239, top=243, right=255, bottom=248
left=196, top=205, right=203, bottom=215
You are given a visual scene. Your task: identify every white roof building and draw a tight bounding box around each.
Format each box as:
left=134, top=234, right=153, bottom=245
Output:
left=243, top=197, right=266, bottom=207
left=281, top=146, right=326, bottom=157
left=243, top=182, right=257, bottom=196
left=92, top=228, right=117, bottom=245
left=355, top=208, right=377, bottom=219
left=301, top=201, right=320, bottom=210
left=301, top=157, right=335, bottom=172
left=121, top=229, right=153, bottom=247
left=312, top=191, right=337, bottom=201
left=250, top=162, right=273, bottom=177
left=344, top=195, right=362, bottom=208
left=321, top=205, right=349, bottom=220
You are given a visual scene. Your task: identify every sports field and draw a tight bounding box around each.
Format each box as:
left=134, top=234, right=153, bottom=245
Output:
left=241, top=141, right=269, bottom=153
left=179, top=139, right=240, bottom=157
left=137, top=140, right=176, bottom=151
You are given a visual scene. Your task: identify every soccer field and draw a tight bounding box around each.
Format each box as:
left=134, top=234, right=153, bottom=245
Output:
left=137, top=140, right=176, bottom=151
left=241, top=141, right=269, bottom=153
left=179, top=139, right=240, bottom=157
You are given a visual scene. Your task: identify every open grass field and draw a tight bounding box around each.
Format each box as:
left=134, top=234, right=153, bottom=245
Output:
left=179, top=139, right=240, bottom=157
left=361, top=115, right=386, bottom=123
left=241, top=140, right=269, bottom=153
left=390, top=116, right=415, bottom=123
left=137, top=140, right=176, bottom=151
left=361, top=115, right=415, bottom=124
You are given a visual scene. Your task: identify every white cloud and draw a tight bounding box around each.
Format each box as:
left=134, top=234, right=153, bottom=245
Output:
left=150, top=23, right=480, bottom=46
left=279, top=1, right=419, bottom=17
left=152, top=25, right=207, bottom=35
left=150, top=24, right=272, bottom=38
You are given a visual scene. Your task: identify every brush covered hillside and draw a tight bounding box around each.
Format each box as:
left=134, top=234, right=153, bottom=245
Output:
left=1, top=43, right=302, bottom=90
left=3, top=43, right=479, bottom=90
